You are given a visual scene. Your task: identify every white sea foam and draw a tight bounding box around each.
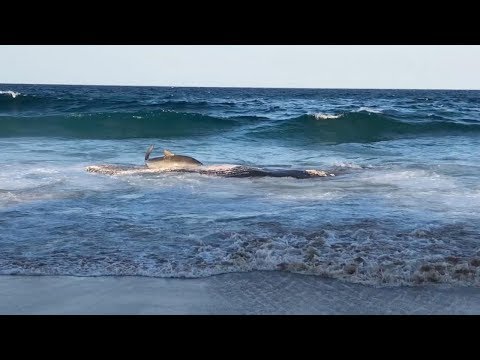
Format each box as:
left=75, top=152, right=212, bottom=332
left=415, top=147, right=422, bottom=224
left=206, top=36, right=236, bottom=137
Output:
left=358, top=169, right=456, bottom=190
left=333, top=162, right=364, bottom=170
left=357, top=107, right=383, bottom=113
left=2, top=224, right=478, bottom=287
left=354, top=168, right=480, bottom=218
left=312, top=113, right=341, bottom=120
left=0, top=90, right=20, bottom=98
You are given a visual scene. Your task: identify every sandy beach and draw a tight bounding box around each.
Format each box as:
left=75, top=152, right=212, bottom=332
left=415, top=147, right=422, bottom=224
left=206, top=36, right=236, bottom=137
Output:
left=1, top=271, right=479, bottom=314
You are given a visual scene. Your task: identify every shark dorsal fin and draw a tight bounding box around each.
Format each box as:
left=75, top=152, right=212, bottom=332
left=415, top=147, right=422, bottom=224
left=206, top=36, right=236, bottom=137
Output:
left=164, top=149, right=175, bottom=157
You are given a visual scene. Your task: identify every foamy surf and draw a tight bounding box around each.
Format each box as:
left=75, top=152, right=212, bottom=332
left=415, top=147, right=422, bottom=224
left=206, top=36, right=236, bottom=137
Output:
left=357, top=106, right=383, bottom=114
left=1, top=221, right=479, bottom=287
left=312, top=113, right=342, bottom=120
left=0, top=90, right=20, bottom=98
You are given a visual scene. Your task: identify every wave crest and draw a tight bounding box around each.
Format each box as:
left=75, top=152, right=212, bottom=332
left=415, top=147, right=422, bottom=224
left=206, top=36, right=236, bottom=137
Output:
left=0, top=90, right=20, bottom=98
left=356, top=106, right=383, bottom=114
left=0, top=111, right=240, bottom=139
left=312, top=112, right=342, bottom=120
left=1, top=107, right=479, bottom=142
left=248, top=112, right=480, bottom=145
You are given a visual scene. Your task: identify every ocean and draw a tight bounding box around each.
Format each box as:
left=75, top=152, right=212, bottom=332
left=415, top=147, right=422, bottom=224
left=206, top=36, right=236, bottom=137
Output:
left=1, top=84, right=479, bottom=287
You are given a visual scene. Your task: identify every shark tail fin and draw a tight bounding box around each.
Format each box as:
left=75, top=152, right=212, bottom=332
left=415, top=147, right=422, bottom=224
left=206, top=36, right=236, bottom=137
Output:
left=145, top=144, right=155, bottom=161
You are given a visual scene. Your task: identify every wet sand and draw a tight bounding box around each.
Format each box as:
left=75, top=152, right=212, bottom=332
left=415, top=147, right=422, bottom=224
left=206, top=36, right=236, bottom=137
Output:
left=1, top=271, right=479, bottom=314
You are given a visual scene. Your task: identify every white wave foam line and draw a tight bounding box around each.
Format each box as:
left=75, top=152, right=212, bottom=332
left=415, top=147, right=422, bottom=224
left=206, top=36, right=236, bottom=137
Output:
left=357, top=107, right=383, bottom=114
left=3, top=230, right=479, bottom=287
left=173, top=231, right=480, bottom=286
left=355, top=169, right=480, bottom=214
left=312, top=113, right=341, bottom=120
left=0, top=173, right=63, bottom=191
left=0, top=186, right=80, bottom=209
left=268, top=190, right=343, bottom=202
left=0, top=90, right=20, bottom=98
left=358, top=169, right=457, bottom=190
left=333, top=162, right=363, bottom=170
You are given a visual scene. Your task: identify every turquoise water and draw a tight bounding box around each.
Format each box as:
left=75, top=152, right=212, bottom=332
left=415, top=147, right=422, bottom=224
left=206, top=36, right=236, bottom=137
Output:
left=1, top=85, right=479, bottom=286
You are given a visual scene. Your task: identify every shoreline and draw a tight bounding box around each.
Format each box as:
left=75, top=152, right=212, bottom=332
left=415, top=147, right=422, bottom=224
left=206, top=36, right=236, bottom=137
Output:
left=1, top=271, right=479, bottom=314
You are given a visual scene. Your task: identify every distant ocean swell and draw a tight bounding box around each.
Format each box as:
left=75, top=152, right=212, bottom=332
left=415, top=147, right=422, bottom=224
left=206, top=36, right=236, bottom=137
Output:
left=249, top=112, right=480, bottom=144
left=1, top=109, right=478, bottom=142
left=0, top=91, right=238, bottom=112
left=0, top=111, right=241, bottom=138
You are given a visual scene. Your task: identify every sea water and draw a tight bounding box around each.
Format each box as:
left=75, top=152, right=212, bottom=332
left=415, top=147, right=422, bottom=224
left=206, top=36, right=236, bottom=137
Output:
left=1, top=85, right=479, bottom=286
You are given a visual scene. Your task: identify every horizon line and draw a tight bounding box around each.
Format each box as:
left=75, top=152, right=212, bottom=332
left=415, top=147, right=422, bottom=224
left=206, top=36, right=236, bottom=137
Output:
left=1, top=82, right=479, bottom=91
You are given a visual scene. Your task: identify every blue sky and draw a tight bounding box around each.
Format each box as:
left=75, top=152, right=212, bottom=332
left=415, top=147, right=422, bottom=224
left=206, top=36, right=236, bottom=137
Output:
left=0, top=45, right=479, bottom=89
